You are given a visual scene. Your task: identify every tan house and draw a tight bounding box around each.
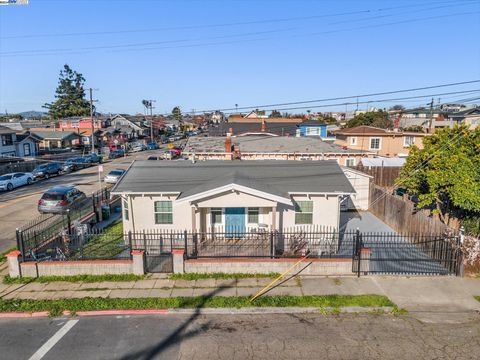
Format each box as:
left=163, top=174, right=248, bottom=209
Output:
left=334, top=126, right=428, bottom=157
left=111, top=160, right=355, bottom=234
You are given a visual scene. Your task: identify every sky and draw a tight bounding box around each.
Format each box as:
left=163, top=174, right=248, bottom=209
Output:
left=0, top=0, right=479, bottom=115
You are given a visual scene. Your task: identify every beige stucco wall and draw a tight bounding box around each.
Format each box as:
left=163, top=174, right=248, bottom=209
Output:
left=341, top=168, right=371, bottom=210
left=122, top=191, right=342, bottom=233
left=334, top=134, right=425, bottom=157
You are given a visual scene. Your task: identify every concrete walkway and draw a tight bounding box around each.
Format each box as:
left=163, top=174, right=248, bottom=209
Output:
left=1, top=259, right=479, bottom=323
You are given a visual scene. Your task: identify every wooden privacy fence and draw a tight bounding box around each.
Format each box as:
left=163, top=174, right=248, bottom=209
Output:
left=353, top=165, right=403, bottom=189
left=369, top=184, right=451, bottom=236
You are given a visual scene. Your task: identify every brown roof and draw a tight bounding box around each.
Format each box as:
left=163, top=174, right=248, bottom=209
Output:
left=335, top=126, right=388, bottom=135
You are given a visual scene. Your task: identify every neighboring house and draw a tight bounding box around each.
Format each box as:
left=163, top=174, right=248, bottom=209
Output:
left=208, top=121, right=301, bottom=137
left=112, top=160, right=355, bottom=234
left=109, top=114, right=145, bottom=137
left=359, top=157, right=407, bottom=168
left=340, top=167, right=372, bottom=211
left=447, top=107, right=480, bottom=129
left=0, top=126, right=39, bottom=159
left=334, top=126, right=427, bottom=157
left=58, top=116, right=105, bottom=130
left=296, top=120, right=328, bottom=138
left=183, top=135, right=374, bottom=166
left=398, top=107, right=453, bottom=130
left=31, top=130, right=82, bottom=150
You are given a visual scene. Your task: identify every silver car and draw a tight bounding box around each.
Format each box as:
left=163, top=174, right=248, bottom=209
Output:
left=38, top=186, right=86, bottom=214
left=0, top=172, right=34, bottom=191
left=104, top=169, right=126, bottom=184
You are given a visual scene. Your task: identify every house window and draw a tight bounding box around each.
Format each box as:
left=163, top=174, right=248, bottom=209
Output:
left=23, top=143, right=31, bottom=156
left=154, top=201, right=173, bottom=224
left=211, top=207, right=222, bottom=225
left=403, top=136, right=415, bottom=147
left=345, top=158, right=356, bottom=167
left=1, top=134, right=13, bottom=146
left=350, top=137, right=357, bottom=145
left=306, top=127, right=319, bottom=136
left=123, top=198, right=129, bottom=221
left=294, top=201, right=313, bottom=224
left=247, top=207, right=259, bottom=224
left=369, top=137, right=381, bottom=150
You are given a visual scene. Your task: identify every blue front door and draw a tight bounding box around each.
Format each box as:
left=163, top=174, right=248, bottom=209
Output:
left=225, top=207, right=246, bottom=237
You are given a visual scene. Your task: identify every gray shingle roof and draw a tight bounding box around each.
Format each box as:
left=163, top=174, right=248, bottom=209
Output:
left=112, top=160, right=355, bottom=198
left=31, top=131, right=81, bottom=140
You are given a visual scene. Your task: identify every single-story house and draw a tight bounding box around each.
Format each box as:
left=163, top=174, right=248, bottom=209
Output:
left=111, top=160, right=356, bottom=234
left=296, top=120, right=328, bottom=138
left=0, top=126, right=40, bottom=159
left=182, top=135, right=375, bottom=166
left=30, top=130, right=83, bottom=150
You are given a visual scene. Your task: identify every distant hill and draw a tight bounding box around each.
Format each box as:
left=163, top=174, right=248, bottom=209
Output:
left=17, top=110, right=48, bottom=118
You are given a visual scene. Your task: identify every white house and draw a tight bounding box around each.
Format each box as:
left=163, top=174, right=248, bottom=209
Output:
left=0, top=126, right=39, bottom=159
left=111, top=160, right=356, bottom=234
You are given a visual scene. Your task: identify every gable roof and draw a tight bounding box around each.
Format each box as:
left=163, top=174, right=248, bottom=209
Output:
left=112, top=160, right=356, bottom=199
left=0, top=125, right=15, bottom=134
left=30, top=131, right=82, bottom=140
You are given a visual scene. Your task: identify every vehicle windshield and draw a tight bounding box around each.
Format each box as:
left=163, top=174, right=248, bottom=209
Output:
left=0, top=175, right=12, bottom=181
left=36, top=165, right=48, bottom=170
left=109, top=170, right=124, bottom=176
left=41, top=193, right=65, bottom=201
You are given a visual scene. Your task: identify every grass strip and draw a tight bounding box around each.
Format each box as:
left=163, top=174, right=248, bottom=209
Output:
left=169, top=272, right=281, bottom=281
left=475, top=296, right=480, bottom=302
left=0, top=295, right=394, bottom=317
left=0, top=247, right=17, bottom=264
left=3, top=274, right=145, bottom=284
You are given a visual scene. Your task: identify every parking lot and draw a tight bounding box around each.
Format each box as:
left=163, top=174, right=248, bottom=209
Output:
left=0, top=148, right=175, bottom=252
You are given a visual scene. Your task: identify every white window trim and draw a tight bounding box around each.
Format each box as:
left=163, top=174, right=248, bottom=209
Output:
left=154, top=200, right=173, bottom=225
left=350, top=136, right=357, bottom=145
left=403, top=136, right=415, bottom=147
left=247, top=207, right=260, bottom=224
left=210, top=207, right=224, bottom=226
left=345, top=158, right=356, bottom=166
left=369, top=137, right=381, bottom=150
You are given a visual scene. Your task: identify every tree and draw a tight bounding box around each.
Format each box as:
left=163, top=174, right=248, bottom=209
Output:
left=345, top=110, right=393, bottom=129
left=269, top=110, right=282, bottom=118
left=398, top=126, right=480, bottom=223
left=390, top=104, right=405, bottom=111
left=171, top=106, right=182, bottom=122
left=43, top=64, right=91, bottom=119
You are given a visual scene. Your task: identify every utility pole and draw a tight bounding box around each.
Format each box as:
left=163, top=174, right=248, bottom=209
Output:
left=146, top=100, right=156, bottom=142
left=89, top=88, right=98, bottom=154
left=428, top=97, right=434, bottom=132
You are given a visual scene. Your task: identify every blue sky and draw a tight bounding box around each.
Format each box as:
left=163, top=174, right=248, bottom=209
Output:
left=0, top=0, right=479, bottom=115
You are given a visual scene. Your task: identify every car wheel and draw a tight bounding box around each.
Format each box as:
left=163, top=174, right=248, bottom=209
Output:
left=45, top=173, right=49, bottom=179
left=27, top=178, right=32, bottom=185
left=7, top=183, right=13, bottom=191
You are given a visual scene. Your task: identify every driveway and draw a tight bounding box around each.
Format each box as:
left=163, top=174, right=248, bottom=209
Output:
left=340, top=210, right=396, bottom=233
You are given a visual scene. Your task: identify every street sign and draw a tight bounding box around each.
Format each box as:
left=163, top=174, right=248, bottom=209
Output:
left=98, top=165, right=104, bottom=172
left=167, top=143, right=174, bottom=149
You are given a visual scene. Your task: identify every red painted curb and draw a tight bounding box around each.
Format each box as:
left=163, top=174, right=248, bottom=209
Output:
left=0, top=311, right=49, bottom=318
left=75, top=309, right=170, bottom=316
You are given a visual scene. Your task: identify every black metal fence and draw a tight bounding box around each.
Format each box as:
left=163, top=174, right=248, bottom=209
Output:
left=19, top=226, right=463, bottom=276
left=17, top=188, right=120, bottom=261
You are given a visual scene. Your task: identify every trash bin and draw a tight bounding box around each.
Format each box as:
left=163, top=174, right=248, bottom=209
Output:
left=101, top=205, right=110, bottom=220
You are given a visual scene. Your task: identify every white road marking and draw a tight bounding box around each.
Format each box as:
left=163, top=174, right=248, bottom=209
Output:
left=28, top=319, right=79, bottom=360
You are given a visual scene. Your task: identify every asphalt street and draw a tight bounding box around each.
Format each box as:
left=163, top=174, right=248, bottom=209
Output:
left=0, top=313, right=479, bottom=360
left=0, top=148, right=171, bottom=253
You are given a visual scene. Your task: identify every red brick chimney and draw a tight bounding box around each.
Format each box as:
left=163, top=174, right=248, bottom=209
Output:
left=225, top=133, right=232, bottom=153
left=261, top=119, right=266, bottom=132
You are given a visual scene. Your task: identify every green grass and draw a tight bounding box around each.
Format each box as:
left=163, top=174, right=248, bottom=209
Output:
left=169, top=272, right=281, bottom=281
left=0, top=295, right=394, bottom=317
left=475, top=296, right=480, bottom=302
left=72, top=221, right=125, bottom=260
left=0, top=247, right=17, bottom=264
left=3, top=273, right=145, bottom=284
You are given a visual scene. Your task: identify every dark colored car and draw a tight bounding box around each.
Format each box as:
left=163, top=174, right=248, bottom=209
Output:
left=147, top=155, right=163, bottom=160
left=147, top=142, right=159, bottom=150
left=32, top=162, right=63, bottom=180
left=109, top=149, right=126, bottom=159
left=85, top=153, right=103, bottom=164
left=62, top=157, right=91, bottom=172
left=38, top=186, right=87, bottom=214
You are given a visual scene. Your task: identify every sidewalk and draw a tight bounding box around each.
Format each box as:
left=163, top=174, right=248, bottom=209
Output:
left=1, top=260, right=479, bottom=323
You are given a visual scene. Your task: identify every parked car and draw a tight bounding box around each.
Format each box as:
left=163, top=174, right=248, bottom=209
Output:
left=109, top=149, right=126, bottom=159
left=147, top=155, right=163, bottom=160
left=130, top=144, right=144, bottom=152
left=85, top=153, right=103, bottom=164
left=147, top=142, right=159, bottom=150
left=0, top=172, right=34, bottom=191
left=32, top=162, right=62, bottom=180
left=104, top=169, right=126, bottom=184
left=161, top=150, right=177, bottom=160
left=171, top=147, right=182, bottom=157
left=38, top=186, right=86, bottom=214
left=62, top=157, right=91, bottom=172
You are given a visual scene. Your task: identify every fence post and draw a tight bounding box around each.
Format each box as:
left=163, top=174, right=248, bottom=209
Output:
left=457, top=227, right=465, bottom=277
left=193, top=232, right=198, bottom=258
left=270, top=231, right=274, bottom=259
left=66, top=209, right=72, bottom=235
left=355, top=229, right=361, bottom=278
left=143, top=230, right=147, bottom=253
left=128, top=230, right=132, bottom=252
left=17, top=230, right=25, bottom=262
left=184, top=230, right=188, bottom=258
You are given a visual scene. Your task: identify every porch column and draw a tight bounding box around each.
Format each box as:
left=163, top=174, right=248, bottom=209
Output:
left=191, top=205, right=197, bottom=232
left=271, top=204, right=277, bottom=231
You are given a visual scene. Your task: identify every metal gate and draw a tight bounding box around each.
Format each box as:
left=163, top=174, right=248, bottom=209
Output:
left=352, top=231, right=462, bottom=276
left=145, top=254, right=173, bottom=273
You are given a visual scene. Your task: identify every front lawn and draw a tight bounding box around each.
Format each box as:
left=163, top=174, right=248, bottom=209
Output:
left=72, top=221, right=126, bottom=260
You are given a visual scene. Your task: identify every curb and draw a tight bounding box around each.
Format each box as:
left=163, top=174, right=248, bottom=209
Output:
left=0, top=306, right=393, bottom=318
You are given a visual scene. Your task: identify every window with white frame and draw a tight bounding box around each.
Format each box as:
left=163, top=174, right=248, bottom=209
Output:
left=345, top=158, right=356, bottom=167
left=23, top=143, right=31, bottom=156
left=210, top=208, right=222, bottom=225
left=123, top=198, right=129, bottom=221
left=350, top=137, right=357, bottom=145
left=306, top=127, right=319, bottom=135
left=403, top=136, right=415, bottom=147
left=369, top=137, right=381, bottom=150
left=294, top=201, right=313, bottom=224
left=247, top=207, right=259, bottom=224
left=154, top=201, right=173, bottom=224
